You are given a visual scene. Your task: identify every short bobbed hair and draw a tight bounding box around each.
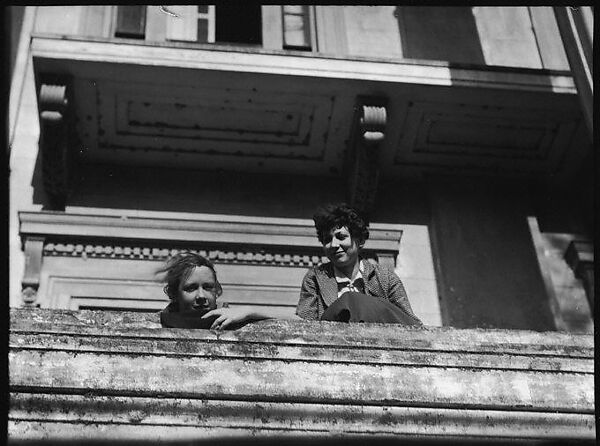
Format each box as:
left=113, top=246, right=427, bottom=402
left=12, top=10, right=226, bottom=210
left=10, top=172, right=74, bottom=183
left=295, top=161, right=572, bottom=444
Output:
left=156, top=252, right=223, bottom=302
left=313, top=203, right=369, bottom=246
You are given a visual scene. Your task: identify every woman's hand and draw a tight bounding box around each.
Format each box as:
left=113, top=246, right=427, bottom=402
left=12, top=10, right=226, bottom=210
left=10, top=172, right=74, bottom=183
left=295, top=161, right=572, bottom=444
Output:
left=201, top=307, right=256, bottom=330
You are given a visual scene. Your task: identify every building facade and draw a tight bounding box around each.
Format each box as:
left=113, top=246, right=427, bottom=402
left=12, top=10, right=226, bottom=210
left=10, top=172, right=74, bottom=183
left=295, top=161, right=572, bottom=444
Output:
left=9, top=5, right=594, bottom=332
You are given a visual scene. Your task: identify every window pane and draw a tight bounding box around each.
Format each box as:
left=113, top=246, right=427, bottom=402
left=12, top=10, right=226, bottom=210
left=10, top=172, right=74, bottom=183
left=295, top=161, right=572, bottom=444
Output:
left=197, top=18, right=209, bottom=42
left=282, top=5, right=311, bottom=50
left=283, top=5, right=304, bottom=15
left=215, top=3, right=262, bottom=45
left=115, top=5, right=146, bottom=38
left=398, top=7, right=484, bottom=64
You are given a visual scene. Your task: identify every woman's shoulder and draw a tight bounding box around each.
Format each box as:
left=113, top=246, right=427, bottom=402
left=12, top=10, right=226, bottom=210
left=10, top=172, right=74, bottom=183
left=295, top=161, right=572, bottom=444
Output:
left=302, top=262, right=333, bottom=279
left=160, top=301, right=178, bottom=314
left=362, top=259, right=398, bottom=285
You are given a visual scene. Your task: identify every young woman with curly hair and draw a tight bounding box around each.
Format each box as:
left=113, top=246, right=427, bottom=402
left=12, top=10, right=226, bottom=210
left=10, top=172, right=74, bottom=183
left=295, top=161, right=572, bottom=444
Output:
left=296, top=203, right=422, bottom=325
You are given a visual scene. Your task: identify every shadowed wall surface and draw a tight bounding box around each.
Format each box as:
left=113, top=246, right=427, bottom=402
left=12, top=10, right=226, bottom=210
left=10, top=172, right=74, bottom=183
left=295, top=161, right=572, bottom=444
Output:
left=428, top=177, right=556, bottom=330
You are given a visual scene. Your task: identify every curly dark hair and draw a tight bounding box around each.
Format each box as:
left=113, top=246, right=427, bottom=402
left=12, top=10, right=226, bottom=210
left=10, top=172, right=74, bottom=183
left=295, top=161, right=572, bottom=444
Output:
left=156, top=252, right=223, bottom=302
left=313, top=203, right=369, bottom=246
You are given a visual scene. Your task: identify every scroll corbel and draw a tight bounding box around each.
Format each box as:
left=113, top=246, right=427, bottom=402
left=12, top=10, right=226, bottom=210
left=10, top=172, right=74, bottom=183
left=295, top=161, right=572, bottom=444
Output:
left=21, top=236, right=45, bottom=307
left=345, top=97, right=388, bottom=216
left=38, top=78, right=73, bottom=211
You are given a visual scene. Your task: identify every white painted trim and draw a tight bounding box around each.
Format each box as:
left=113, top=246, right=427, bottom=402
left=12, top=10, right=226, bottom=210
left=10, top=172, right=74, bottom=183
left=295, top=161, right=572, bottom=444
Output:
left=30, top=36, right=576, bottom=94
left=308, top=6, right=318, bottom=52
left=261, top=5, right=283, bottom=50
left=18, top=211, right=405, bottom=252
left=9, top=6, right=37, bottom=150
left=206, top=5, right=215, bottom=44
left=565, top=7, right=593, bottom=92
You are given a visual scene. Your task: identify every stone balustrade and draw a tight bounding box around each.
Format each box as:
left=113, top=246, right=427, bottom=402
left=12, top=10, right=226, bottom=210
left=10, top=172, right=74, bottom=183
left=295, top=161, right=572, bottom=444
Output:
left=8, top=308, right=595, bottom=444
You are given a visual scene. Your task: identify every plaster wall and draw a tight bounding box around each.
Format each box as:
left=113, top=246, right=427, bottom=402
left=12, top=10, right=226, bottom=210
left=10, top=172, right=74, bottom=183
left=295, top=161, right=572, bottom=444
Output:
left=9, top=7, right=43, bottom=308
left=342, top=6, right=402, bottom=58
left=8, top=6, right=26, bottom=78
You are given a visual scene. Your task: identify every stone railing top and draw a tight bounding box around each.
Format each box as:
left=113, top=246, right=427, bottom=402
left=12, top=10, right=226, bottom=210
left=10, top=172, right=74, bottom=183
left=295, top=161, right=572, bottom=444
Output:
left=9, top=308, right=595, bottom=441
left=10, top=308, right=593, bottom=362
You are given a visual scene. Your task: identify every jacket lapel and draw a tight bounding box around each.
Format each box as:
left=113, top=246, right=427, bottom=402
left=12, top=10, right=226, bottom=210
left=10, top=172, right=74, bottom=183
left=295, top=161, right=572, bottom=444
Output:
left=362, top=260, right=379, bottom=297
left=315, top=263, right=339, bottom=308
left=316, top=260, right=377, bottom=307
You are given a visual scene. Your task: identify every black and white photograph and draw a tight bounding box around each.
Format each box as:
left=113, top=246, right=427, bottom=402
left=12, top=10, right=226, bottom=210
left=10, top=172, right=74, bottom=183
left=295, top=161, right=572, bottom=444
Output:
left=6, top=4, right=594, bottom=444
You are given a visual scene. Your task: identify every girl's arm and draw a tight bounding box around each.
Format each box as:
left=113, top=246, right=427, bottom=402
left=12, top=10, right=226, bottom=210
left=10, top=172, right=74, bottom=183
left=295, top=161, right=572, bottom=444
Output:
left=201, top=306, right=301, bottom=330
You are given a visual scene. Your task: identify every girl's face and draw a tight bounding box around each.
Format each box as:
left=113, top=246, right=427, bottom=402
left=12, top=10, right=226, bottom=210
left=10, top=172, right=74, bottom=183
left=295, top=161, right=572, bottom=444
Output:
left=322, top=226, right=361, bottom=270
left=176, top=265, right=219, bottom=312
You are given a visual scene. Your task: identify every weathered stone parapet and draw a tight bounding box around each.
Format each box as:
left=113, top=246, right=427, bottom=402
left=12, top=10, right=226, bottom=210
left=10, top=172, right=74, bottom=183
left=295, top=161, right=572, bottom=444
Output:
left=9, top=308, right=595, bottom=443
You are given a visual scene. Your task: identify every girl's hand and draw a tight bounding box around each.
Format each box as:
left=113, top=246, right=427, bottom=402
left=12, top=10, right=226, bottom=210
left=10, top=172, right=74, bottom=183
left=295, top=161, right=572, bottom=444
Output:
left=201, top=307, right=254, bottom=330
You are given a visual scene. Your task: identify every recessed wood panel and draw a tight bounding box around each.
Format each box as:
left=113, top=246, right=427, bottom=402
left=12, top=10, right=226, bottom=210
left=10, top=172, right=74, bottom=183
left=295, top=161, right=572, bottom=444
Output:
left=393, top=100, right=579, bottom=175
left=93, top=81, right=333, bottom=161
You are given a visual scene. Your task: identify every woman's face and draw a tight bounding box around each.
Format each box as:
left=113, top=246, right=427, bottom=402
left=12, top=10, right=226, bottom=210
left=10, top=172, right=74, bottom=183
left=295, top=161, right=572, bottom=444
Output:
left=322, top=226, right=360, bottom=270
left=176, top=265, right=219, bottom=312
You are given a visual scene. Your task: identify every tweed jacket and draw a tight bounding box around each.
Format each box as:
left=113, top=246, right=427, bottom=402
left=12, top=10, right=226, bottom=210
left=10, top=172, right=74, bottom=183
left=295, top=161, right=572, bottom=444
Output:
left=296, top=259, right=422, bottom=325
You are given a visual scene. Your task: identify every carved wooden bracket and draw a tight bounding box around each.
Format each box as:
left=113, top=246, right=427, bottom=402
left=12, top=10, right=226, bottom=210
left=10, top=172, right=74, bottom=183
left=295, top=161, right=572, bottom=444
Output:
left=38, top=78, right=73, bottom=211
left=346, top=97, right=388, bottom=216
left=21, top=236, right=45, bottom=307
left=564, top=240, right=594, bottom=308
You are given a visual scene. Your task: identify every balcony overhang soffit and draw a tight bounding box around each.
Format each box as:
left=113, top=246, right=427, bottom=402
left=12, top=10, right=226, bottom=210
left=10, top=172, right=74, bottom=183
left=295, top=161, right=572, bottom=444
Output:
left=31, top=36, right=588, bottom=186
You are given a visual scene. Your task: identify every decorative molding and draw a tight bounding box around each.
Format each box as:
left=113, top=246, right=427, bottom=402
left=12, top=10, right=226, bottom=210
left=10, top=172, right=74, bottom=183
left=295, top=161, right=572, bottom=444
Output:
left=21, top=237, right=45, bottom=307
left=346, top=97, right=387, bottom=215
left=38, top=77, right=75, bottom=211
left=42, top=242, right=330, bottom=267
left=564, top=240, right=594, bottom=308
left=41, top=241, right=386, bottom=269
left=31, top=36, right=577, bottom=94
left=96, top=81, right=333, bottom=160
left=360, top=104, right=387, bottom=144
left=393, top=100, right=577, bottom=176
left=19, top=211, right=403, bottom=253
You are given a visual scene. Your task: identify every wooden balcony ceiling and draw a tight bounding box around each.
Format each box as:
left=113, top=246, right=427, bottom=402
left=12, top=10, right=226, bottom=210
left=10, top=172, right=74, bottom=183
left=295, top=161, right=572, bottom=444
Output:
left=32, top=36, right=589, bottom=181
